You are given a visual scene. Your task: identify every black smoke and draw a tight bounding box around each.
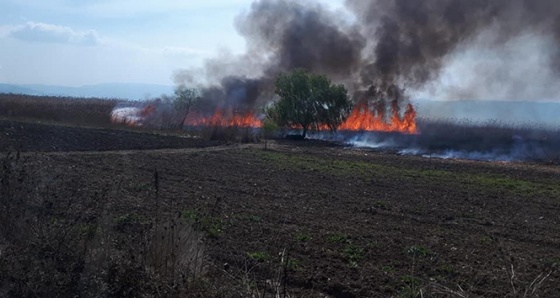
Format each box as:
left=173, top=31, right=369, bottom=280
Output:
left=175, top=0, right=560, bottom=115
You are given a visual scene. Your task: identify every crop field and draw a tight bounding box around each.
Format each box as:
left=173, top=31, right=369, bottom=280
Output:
left=1, top=118, right=559, bottom=297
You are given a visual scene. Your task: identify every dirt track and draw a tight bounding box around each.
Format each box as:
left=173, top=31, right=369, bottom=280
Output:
left=2, top=120, right=560, bottom=297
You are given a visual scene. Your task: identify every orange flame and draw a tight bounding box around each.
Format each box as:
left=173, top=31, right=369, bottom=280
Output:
left=187, top=109, right=262, bottom=128
left=185, top=103, right=417, bottom=134
left=112, top=101, right=417, bottom=134
left=339, top=103, right=417, bottom=134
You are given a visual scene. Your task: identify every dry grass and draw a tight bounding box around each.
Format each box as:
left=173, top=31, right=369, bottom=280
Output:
left=0, top=93, right=119, bottom=127
left=0, top=152, right=209, bottom=297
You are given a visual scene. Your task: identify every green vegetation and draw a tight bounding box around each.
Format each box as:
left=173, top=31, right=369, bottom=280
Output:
left=256, top=150, right=560, bottom=199
left=266, top=69, right=352, bottom=138
left=182, top=209, right=200, bottom=222
left=343, top=244, right=365, bottom=267
left=295, top=232, right=312, bottom=242
left=406, top=245, right=432, bottom=258
left=398, top=275, right=424, bottom=298
left=437, top=264, right=456, bottom=275
left=327, top=233, right=350, bottom=244
left=247, top=251, right=272, bottom=262
left=480, top=235, right=494, bottom=245
left=382, top=264, right=397, bottom=274
left=372, top=200, right=389, bottom=210
left=181, top=208, right=226, bottom=238
left=113, top=212, right=146, bottom=225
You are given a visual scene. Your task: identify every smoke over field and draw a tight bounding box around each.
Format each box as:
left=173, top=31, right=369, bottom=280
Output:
left=113, top=0, right=560, bottom=161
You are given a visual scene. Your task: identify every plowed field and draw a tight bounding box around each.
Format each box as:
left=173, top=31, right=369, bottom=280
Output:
left=2, top=120, right=559, bottom=297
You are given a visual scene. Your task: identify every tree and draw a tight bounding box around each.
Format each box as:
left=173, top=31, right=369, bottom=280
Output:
left=267, top=69, right=352, bottom=138
left=261, top=118, right=279, bottom=150
left=173, top=85, right=200, bottom=129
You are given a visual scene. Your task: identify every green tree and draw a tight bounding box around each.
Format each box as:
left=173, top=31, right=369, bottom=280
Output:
left=268, top=69, right=352, bottom=138
left=173, top=85, right=200, bottom=129
left=261, top=118, right=279, bottom=150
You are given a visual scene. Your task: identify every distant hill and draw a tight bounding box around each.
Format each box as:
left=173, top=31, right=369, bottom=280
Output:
left=0, top=83, right=174, bottom=100
left=0, top=84, right=43, bottom=96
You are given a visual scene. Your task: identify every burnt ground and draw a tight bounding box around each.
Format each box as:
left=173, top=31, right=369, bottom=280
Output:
left=0, top=119, right=216, bottom=152
left=2, top=120, right=560, bottom=297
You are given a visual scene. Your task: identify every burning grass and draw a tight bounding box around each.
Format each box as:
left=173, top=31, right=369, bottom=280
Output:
left=339, top=102, right=417, bottom=134
left=335, top=117, right=560, bottom=163
left=109, top=94, right=419, bottom=136
left=3, top=93, right=559, bottom=163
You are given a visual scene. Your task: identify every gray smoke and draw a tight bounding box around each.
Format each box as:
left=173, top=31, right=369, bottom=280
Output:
left=175, top=0, right=560, bottom=115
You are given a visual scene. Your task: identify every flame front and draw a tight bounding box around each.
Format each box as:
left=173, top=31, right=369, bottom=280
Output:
left=340, top=103, right=417, bottom=134
left=187, top=109, right=262, bottom=128
left=184, top=101, right=418, bottom=133
left=112, top=101, right=417, bottom=134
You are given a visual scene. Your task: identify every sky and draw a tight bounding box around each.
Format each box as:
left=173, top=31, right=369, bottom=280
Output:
left=0, top=0, right=345, bottom=87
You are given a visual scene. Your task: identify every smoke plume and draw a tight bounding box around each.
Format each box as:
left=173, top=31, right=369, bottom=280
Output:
left=175, top=0, right=560, bottom=115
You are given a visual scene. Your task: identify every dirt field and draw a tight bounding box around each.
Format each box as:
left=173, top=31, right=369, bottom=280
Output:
left=2, top=119, right=559, bottom=297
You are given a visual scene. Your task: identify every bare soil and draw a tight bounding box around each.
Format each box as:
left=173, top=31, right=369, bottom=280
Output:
left=2, top=119, right=560, bottom=297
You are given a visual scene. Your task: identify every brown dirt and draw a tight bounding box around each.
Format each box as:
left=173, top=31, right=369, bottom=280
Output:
left=2, top=120, right=560, bottom=297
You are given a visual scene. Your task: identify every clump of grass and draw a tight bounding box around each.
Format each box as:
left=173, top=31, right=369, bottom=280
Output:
left=343, top=244, right=365, bottom=267
left=181, top=208, right=226, bottom=238
left=247, top=251, right=272, bottom=263
left=406, top=245, right=432, bottom=258
left=480, top=235, right=494, bottom=245
left=295, top=232, right=312, bottom=242
left=327, top=233, right=350, bottom=244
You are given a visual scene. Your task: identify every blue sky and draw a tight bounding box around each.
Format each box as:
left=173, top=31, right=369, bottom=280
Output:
left=0, top=0, right=344, bottom=86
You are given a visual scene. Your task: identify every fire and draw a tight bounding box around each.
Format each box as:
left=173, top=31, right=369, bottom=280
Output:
left=340, top=103, right=417, bottom=134
left=111, top=107, right=143, bottom=126
left=187, top=109, right=262, bottom=128
left=111, top=105, right=157, bottom=126
left=111, top=101, right=418, bottom=134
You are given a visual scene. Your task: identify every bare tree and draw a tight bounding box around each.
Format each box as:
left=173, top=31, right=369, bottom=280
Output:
left=173, top=85, right=200, bottom=130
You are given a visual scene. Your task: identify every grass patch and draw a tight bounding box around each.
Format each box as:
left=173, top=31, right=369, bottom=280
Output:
left=343, top=244, right=365, bottom=267
left=256, top=150, right=560, bottom=199
left=295, top=232, right=312, bottom=242
left=327, top=233, right=350, bottom=244
left=437, top=264, right=456, bottom=275
left=181, top=209, right=225, bottom=238
left=247, top=251, right=272, bottom=262
left=113, top=212, right=148, bottom=225
left=406, top=245, right=432, bottom=258
left=382, top=265, right=397, bottom=275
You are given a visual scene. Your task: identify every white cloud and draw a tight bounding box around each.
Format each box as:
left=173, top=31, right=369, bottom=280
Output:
left=5, top=22, right=101, bottom=46
left=82, top=0, right=252, bottom=17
